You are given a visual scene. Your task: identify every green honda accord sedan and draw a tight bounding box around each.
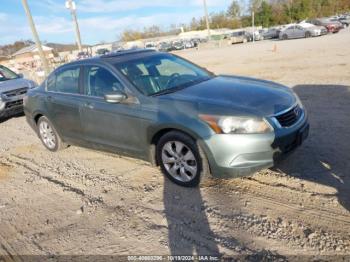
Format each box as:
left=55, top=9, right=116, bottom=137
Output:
left=24, top=49, right=309, bottom=187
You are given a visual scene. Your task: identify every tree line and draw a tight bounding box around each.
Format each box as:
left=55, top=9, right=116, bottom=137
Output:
left=120, top=0, right=350, bottom=41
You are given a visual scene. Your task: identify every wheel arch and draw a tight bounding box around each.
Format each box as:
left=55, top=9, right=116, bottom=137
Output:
left=34, top=112, right=44, bottom=124
left=148, top=125, right=201, bottom=166
left=32, top=113, right=65, bottom=143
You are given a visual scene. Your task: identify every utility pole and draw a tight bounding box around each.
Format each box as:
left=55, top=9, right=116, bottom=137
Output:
left=66, top=0, right=83, bottom=51
left=21, top=0, right=50, bottom=76
left=203, top=0, right=211, bottom=39
left=252, top=10, right=255, bottom=42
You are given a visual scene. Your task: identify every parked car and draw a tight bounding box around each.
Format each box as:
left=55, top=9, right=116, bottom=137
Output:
left=0, top=65, right=37, bottom=120
left=229, top=31, right=252, bottom=44
left=172, top=41, right=185, bottom=50
left=338, top=15, right=350, bottom=27
left=253, top=30, right=264, bottom=41
left=329, top=17, right=349, bottom=28
left=24, top=49, right=309, bottom=187
left=279, top=24, right=318, bottom=40
left=299, top=22, right=328, bottom=35
left=183, top=40, right=195, bottom=49
left=306, top=18, right=342, bottom=33
left=190, top=38, right=200, bottom=47
left=262, top=28, right=281, bottom=39
left=158, top=42, right=174, bottom=52
left=96, top=48, right=110, bottom=55
left=144, top=42, right=157, bottom=49
left=76, top=51, right=90, bottom=60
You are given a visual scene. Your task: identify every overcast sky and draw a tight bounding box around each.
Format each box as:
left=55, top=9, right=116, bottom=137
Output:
left=0, top=0, right=234, bottom=45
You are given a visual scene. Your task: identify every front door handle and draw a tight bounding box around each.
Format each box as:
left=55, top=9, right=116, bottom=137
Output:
left=46, top=96, right=54, bottom=102
left=83, top=102, right=94, bottom=109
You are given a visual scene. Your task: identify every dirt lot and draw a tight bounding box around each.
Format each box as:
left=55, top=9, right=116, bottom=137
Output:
left=1, top=29, right=350, bottom=260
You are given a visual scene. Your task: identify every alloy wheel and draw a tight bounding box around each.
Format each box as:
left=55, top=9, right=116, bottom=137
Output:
left=161, top=141, right=198, bottom=182
left=39, top=121, right=56, bottom=149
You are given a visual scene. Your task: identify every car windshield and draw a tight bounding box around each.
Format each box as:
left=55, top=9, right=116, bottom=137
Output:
left=114, top=53, right=213, bottom=96
left=0, top=65, right=19, bottom=82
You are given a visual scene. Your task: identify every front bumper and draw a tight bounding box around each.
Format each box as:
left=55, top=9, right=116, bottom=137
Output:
left=201, top=111, right=309, bottom=178
left=311, top=31, right=321, bottom=37
left=0, top=99, right=24, bottom=118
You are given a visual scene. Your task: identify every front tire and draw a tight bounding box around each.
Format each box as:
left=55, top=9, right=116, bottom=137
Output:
left=37, top=116, right=67, bottom=152
left=305, top=31, right=311, bottom=38
left=156, top=131, right=209, bottom=187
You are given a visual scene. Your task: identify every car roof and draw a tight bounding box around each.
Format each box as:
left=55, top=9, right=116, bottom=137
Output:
left=58, top=49, right=158, bottom=69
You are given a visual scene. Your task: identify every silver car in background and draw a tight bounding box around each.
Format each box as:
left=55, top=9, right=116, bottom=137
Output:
left=0, top=65, right=36, bottom=120
left=299, top=22, right=328, bottom=35
left=279, top=24, right=322, bottom=40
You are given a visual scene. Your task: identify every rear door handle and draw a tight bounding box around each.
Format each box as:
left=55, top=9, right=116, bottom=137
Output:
left=46, top=96, right=54, bottom=102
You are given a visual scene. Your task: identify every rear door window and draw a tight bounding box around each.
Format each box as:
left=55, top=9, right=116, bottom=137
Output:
left=46, top=73, right=56, bottom=91
left=53, top=67, right=81, bottom=94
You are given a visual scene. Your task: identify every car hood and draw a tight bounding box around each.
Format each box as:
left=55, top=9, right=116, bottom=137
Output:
left=0, top=78, right=33, bottom=93
left=162, top=75, right=296, bottom=117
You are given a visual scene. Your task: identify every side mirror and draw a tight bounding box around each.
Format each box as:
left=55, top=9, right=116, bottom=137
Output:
left=104, top=91, right=127, bottom=104
left=18, top=73, right=24, bottom=78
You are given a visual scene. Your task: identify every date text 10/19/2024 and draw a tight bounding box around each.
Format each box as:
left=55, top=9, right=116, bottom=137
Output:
left=127, top=255, right=220, bottom=261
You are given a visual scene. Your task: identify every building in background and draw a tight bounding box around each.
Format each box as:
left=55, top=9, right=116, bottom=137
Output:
left=11, top=45, right=55, bottom=65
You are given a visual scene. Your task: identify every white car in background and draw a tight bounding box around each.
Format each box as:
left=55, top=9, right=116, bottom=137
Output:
left=279, top=24, right=324, bottom=40
left=299, top=21, right=328, bottom=36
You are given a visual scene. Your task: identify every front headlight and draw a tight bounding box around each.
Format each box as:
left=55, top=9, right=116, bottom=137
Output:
left=292, top=91, right=304, bottom=109
left=28, top=80, right=38, bottom=89
left=199, top=115, right=273, bottom=134
left=0, top=96, right=5, bottom=111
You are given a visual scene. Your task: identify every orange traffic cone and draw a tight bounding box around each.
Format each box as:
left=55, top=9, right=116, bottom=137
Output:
left=272, top=44, right=277, bottom=52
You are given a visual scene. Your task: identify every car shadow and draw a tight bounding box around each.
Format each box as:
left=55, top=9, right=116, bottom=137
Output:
left=0, top=112, right=25, bottom=124
left=274, top=84, right=350, bottom=212
left=163, top=178, right=289, bottom=259
left=163, top=178, right=221, bottom=256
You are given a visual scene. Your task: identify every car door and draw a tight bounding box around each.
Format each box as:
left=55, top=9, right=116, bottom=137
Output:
left=288, top=26, right=297, bottom=38
left=283, top=26, right=293, bottom=38
left=295, top=26, right=305, bottom=38
left=79, top=64, right=145, bottom=157
left=45, top=65, right=84, bottom=142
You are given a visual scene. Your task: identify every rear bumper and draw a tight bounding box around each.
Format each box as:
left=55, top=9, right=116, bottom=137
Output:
left=201, top=113, right=309, bottom=178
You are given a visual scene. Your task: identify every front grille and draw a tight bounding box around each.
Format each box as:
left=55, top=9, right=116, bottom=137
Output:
left=5, top=100, right=23, bottom=109
left=275, top=105, right=302, bottom=127
left=3, top=87, right=28, bottom=98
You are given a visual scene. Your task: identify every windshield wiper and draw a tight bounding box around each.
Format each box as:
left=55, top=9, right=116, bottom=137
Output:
left=151, top=87, right=181, bottom=96
left=151, top=76, right=213, bottom=97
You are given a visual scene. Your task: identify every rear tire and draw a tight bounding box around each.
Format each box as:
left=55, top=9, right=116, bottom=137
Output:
left=282, top=34, right=288, bottom=40
left=156, top=131, right=209, bottom=187
left=37, top=116, right=67, bottom=152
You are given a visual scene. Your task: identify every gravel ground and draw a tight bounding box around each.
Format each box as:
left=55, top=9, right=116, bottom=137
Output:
left=0, top=29, right=349, bottom=260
